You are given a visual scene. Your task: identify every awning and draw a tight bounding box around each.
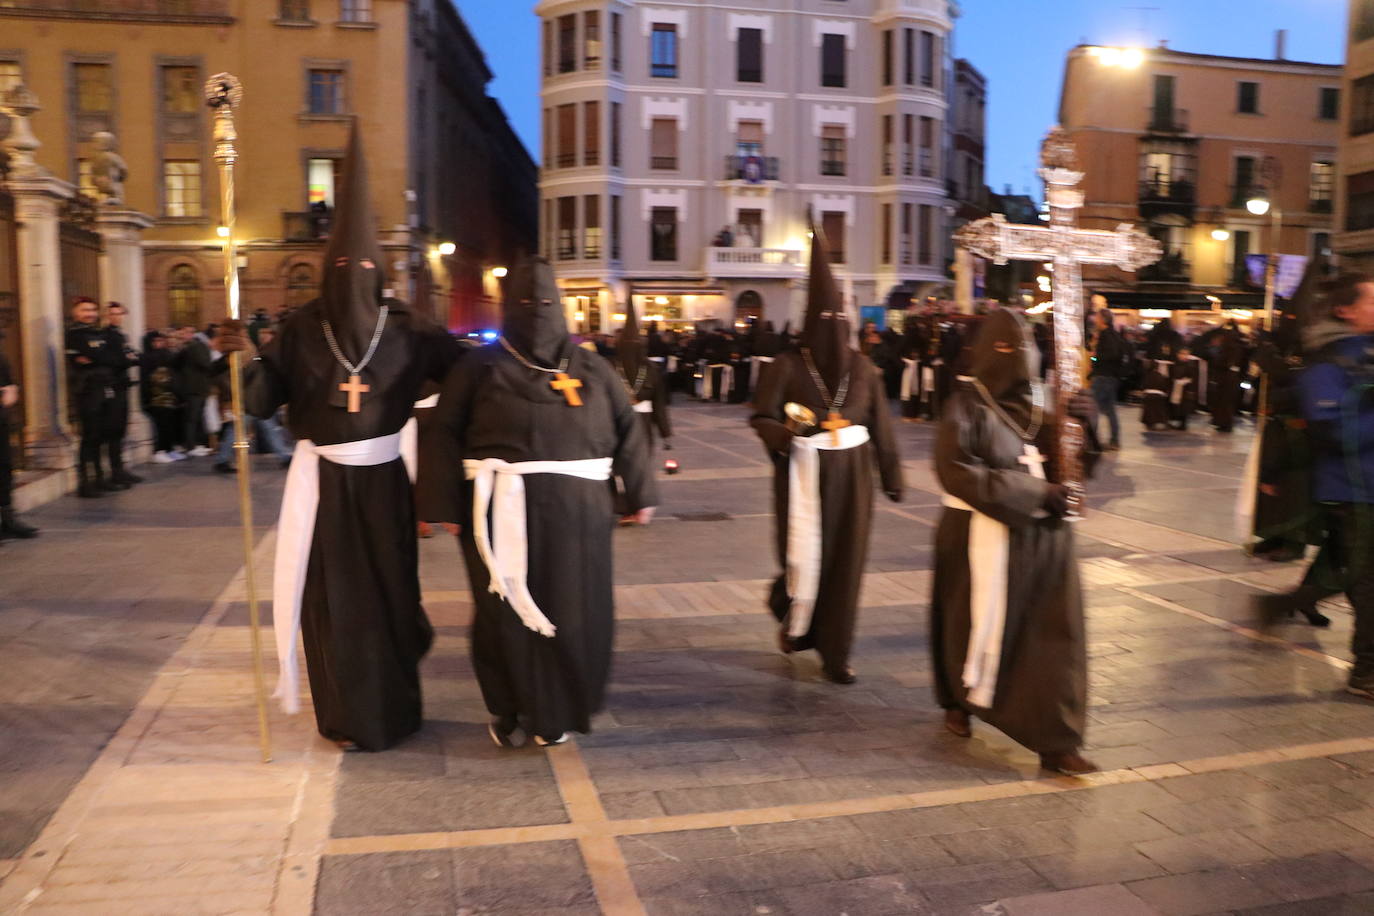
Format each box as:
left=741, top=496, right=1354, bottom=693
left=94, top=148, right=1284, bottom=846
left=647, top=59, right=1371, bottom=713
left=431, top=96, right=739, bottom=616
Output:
left=1092, top=290, right=1265, bottom=310
left=630, top=282, right=727, bottom=296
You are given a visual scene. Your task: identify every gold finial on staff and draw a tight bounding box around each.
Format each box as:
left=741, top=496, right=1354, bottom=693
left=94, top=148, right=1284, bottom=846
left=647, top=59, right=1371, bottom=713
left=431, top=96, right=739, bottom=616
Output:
left=205, top=73, right=272, bottom=764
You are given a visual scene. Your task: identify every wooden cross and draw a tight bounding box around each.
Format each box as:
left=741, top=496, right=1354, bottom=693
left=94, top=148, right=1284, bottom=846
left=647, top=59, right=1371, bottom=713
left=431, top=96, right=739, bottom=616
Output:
left=339, top=373, right=370, bottom=414
left=1017, top=444, right=1048, bottom=481
left=955, top=127, right=1163, bottom=517
left=551, top=372, right=583, bottom=407
left=821, top=411, right=851, bottom=447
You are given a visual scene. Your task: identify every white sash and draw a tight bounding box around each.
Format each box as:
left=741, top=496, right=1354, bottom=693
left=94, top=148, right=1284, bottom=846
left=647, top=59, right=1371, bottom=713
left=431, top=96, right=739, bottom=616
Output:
left=633, top=400, right=653, bottom=414
left=1170, top=376, right=1191, bottom=406
left=785, top=424, right=871, bottom=638
left=463, top=457, right=614, bottom=636
left=399, top=394, right=441, bottom=483
left=667, top=355, right=678, bottom=373
left=751, top=355, right=774, bottom=389
left=272, top=432, right=404, bottom=714
left=921, top=366, right=936, bottom=403
left=720, top=363, right=735, bottom=396
left=1196, top=358, right=1208, bottom=406
left=900, top=358, right=917, bottom=401
left=696, top=364, right=709, bottom=400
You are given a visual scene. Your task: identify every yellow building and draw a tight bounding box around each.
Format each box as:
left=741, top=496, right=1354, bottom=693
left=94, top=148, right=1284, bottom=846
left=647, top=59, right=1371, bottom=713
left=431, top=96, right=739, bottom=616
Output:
left=1336, top=1, right=1374, bottom=269
left=1058, top=42, right=1339, bottom=324
left=0, top=0, right=535, bottom=330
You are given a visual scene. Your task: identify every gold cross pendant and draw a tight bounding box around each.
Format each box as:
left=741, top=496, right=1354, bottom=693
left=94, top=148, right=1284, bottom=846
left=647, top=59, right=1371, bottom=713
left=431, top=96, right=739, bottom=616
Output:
left=821, top=410, right=851, bottom=446
left=339, top=373, right=370, bottom=413
left=551, top=372, right=583, bottom=406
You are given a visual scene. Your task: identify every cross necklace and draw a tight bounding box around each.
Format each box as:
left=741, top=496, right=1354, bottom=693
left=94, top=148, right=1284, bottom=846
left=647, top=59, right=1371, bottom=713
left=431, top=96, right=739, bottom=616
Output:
left=321, top=305, right=389, bottom=413
left=970, top=377, right=1048, bottom=481
left=617, top=363, right=647, bottom=400
left=499, top=336, right=583, bottom=406
left=800, top=348, right=852, bottom=446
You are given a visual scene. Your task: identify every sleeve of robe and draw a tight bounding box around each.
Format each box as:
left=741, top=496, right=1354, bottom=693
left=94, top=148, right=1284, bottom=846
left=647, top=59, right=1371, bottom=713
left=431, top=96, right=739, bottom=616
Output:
left=419, top=355, right=483, bottom=526
left=649, top=364, right=673, bottom=440
left=749, top=357, right=794, bottom=455
left=865, top=361, right=904, bottom=498
left=602, top=360, right=659, bottom=512
left=935, top=394, right=1050, bottom=528
left=242, top=334, right=287, bottom=421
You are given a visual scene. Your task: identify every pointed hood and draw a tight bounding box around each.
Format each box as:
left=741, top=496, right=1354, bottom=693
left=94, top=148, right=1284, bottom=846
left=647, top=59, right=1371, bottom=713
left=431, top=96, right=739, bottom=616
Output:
left=968, top=307, right=1039, bottom=428
left=501, top=254, right=569, bottom=366
left=618, top=298, right=646, bottom=380
left=320, top=119, right=386, bottom=356
left=800, top=226, right=854, bottom=389
left=1278, top=256, right=1323, bottom=355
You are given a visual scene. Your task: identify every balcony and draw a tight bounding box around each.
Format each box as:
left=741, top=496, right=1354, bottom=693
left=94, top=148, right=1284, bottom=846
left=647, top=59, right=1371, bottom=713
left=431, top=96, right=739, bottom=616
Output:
left=0, top=0, right=232, bottom=20
left=722, top=155, right=780, bottom=182
left=1310, top=198, right=1334, bottom=214
left=1146, top=107, right=1190, bottom=134
left=706, top=246, right=804, bottom=279
left=1229, top=184, right=1264, bottom=209
left=1138, top=253, right=1191, bottom=284
left=1138, top=177, right=1196, bottom=219
left=283, top=210, right=330, bottom=241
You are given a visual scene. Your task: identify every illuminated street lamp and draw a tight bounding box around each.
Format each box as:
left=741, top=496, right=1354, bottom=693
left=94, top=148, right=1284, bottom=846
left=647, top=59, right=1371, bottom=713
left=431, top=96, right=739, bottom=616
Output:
left=1246, top=195, right=1271, bottom=217
left=1211, top=227, right=1231, bottom=242
left=437, top=241, right=456, bottom=256
left=1244, top=185, right=1282, bottom=330
left=491, top=266, right=508, bottom=278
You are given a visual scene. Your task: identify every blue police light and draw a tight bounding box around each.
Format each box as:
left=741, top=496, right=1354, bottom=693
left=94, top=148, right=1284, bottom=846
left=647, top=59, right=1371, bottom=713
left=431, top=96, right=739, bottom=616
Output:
left=481, top=329, right=499, bottom=342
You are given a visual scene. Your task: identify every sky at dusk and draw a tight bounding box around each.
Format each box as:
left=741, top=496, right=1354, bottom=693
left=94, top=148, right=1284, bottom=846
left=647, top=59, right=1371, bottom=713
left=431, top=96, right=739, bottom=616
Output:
left=458, top=0, right=1347, bottom=199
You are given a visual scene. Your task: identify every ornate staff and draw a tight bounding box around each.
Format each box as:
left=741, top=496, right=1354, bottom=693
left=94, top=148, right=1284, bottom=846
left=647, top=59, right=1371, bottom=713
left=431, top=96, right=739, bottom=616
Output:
left=205, top=73, right=272, bottom=763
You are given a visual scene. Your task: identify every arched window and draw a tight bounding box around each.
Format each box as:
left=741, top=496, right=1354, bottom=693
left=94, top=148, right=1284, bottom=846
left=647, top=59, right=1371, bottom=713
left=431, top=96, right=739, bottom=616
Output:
left=735, top=289, right=763, bottom=325
left=286, top=263, right=316, bottom=308
left=167, top=264, right=201, bottom=329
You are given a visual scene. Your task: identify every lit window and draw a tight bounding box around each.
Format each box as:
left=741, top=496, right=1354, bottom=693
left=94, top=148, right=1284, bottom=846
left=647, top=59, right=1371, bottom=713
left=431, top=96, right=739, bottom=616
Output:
left=0, top=61, right=23, bottom=94
left=163, top=160, right=203, bottom=218
left=74, top=63, right=113, bottom=114
left=339, top=0, right=370, bottom=22
left=162, top=66, right=199, bottom=114
left=308, top=157, right=339, bottom=207
left=168, top=264, right=202, bottom=327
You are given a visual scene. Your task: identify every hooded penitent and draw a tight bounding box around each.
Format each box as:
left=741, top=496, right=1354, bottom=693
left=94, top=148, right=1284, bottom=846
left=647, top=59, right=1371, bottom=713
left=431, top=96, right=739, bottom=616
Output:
left=320, top=120, right=386, bottom=360
left=801, top=227, right=853, bottom=391
left=618, top=298, right=646, bottom=380
left=968, top=307, right=1040, bottom=429
left=1278, top=256, right=1324, bottom=356
left=501, top=255, right=569, bottom=367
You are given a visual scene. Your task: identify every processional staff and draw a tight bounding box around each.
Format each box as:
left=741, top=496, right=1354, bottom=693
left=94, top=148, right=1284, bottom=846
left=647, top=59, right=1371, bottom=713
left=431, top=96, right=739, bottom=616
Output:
left=205, top=73, right=273, bottom=763
left=956, top=128, right=1163, bottom=517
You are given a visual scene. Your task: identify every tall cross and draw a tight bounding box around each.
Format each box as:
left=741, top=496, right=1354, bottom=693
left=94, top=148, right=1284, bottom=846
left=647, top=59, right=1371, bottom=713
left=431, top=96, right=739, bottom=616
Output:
left=955, top=127, right=1162, bottom=516
left=339, top=373, right=369, bottom=414
left=551, top=372, right=583, bottom=407
left=821, top=411, right=851, bottom=447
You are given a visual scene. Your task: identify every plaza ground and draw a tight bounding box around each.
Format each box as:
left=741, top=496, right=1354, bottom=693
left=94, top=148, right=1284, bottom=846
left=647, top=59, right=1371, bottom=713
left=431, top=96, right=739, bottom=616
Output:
left=3, top=401, right=1374, bottom=915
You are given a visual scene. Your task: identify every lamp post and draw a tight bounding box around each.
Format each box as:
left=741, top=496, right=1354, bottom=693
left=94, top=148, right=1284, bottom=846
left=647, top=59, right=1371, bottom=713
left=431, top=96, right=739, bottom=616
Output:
left=1245, top=192, right=1282, bottom=331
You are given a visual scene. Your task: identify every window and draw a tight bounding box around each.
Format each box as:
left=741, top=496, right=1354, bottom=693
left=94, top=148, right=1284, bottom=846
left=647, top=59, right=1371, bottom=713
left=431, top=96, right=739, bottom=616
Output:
left=611, top=12, right=622, bottom=72
left=881, top=115, right=893, bottom=177
left=1230, top=229, right=1252, bottom=284
left=286, top=264, right=316, bottom=308
left=737, top=209, right=763, bottom=247
left=543, top=21, right=553, bottom=78
left=163, top=160, right=202, bottom=217
left=557, top=196, right=576, bottom=259
left=881, top=203, right=892, bottom=265
left=821, top=211, right=845, bottom=264
left=610, top=101, right=621, bottom=168
left=919, top=117, right=936, bottom=178
left=1320, top=87, right=1340, bottom=121
left=650, top=118, right=677, bottom=170
left=1353, top=74, right=1374, bottom=136
left=168, top=265, right=202, bottom=328
left=558, top=15, right=577, bottom=74
left=161, top=66, right=199, bottom=114
left=820, top=125, right=846, bottom=177
left=651, top=24, right=678, bottom=78
left=556, top=104, right=576, bottom=168
left=920, top=31, right=937, bottom=88
left=583, top=101, right=600, bottom=166
left=1312, top=231, right=1332, bottom=261
left=901, top=204, right=913, bottom=265
left=584, top=11, right=601, bottom=69
left=736, top=120, right=763, bottom=157
left=918, top=204, right=934, bottom=265
left=1356, top=2, right=1374, bottom=42
left=1347, top=170, right=1374, bottom=232
left=610, top=194, right=622, bottom=260
left=74, top=63, right=113, bottom=113
left=820, top=34, right=846, bottom=88
left=0, top=61, right=21, bottom=94
left=1238, top=81, right=1260, bottom=114
left=308, top=69, right=345, bottom=114
left=584, top=195, right=601, bottom=259
left=339, top=0, right=369, bottom=22
left=650, top=207, right=677, bottom=261
left=1310, top=160, right=1335, bottom=211
left=541, top=108, right=552, bottom=168
left=881, top=30, right=893, bottom=87
left=307, top=157, right=340, bottom=206
left=1232, top=156, right=1257, bottom=204
left=902, top=114, right=914, bottom=177
left=904, top=28, right=915, bottom=86
left=737, top=27, right=763, bottom=83
left=279, top=0, right=309, bottom=21
left=1152, top=74, right=1176, bottom=125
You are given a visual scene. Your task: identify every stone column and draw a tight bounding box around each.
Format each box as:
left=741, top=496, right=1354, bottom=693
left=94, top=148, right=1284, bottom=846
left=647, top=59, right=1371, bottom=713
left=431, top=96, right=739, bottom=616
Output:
left=954, top=247, right=975, bottom=315
left=96, top=208, right=155, bottom=464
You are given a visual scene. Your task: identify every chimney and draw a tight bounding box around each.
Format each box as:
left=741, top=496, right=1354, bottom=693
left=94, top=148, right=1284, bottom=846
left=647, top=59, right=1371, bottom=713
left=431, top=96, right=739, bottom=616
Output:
left=1275, top=29, right=1287, bottom=60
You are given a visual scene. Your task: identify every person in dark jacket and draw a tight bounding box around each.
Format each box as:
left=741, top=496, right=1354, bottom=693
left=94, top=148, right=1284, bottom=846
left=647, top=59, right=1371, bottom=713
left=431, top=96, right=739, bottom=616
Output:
left=1256, top=274, right=1374, bottom=693
left=66, top=297, right=127, bottom=497
left=101, top=303, right=142, bottom=486
left=1089, top=309, right=1127, bottom=450
left=0, top=335, right=38, bottom=539
left=173, top=324, right=217, bottom=455
left=141, top=332, right=184, bottom=462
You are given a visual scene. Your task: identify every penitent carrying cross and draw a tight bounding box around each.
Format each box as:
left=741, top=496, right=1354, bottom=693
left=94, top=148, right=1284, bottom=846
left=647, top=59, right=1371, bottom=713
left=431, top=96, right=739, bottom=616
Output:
left=955, top=127, right=1162, bottom=517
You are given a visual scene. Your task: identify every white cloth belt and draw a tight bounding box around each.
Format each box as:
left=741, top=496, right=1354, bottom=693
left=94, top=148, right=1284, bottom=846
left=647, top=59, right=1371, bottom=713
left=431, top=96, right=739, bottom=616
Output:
left=920, top=366, right=936, bottom=402
left=273, top=432, right=404, bottom=714
left=463, top=457, right=614, bottom=637
left=1196, top=359, right=1208, bottom=406
left=785, top=424, right=871, bottom=638
left=900, top=358, right=918, bottom=401
left=1170, top=376, right=1192, bottom=405
left=633, top=400, right=653, bottom=414
left=399, top=394, right=441, bottom=483
left=939, top=443, right=1046, bottom=708
left=751, top=355, right=774, bottom=389
left=721, top=363, right=735, bottom=396
left=667, top=355, right=678, bottom=373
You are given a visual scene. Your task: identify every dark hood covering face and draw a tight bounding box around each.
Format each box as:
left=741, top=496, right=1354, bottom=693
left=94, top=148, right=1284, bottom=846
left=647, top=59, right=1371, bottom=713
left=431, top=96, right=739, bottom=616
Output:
left=501, top=255, right=569, bottom=367
left=618, top=298, right=646, bottom=379
left=968, top=307, right=1040, bottom=428
left=320, top=120, right=387, bottom=357
left=800, top=228, right=854, bottom=392
left=1277, top=256, right=1324, bottom=355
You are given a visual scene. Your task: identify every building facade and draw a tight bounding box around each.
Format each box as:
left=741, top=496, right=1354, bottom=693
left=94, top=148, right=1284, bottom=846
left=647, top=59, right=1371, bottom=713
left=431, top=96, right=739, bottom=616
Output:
left=0, top=0, right=535, bottom=332
left=1336, top=1, right=1374, bottom=270
left=1058, top=42, right=1339, bottom=315
left=947, top=58, right=988, bottom=225
left=536, top=0, right=957, bottom=332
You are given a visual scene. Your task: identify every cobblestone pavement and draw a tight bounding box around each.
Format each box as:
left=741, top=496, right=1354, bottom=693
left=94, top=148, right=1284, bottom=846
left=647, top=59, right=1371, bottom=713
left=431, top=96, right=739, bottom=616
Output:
left=4, top=401, right=1374, bottom=915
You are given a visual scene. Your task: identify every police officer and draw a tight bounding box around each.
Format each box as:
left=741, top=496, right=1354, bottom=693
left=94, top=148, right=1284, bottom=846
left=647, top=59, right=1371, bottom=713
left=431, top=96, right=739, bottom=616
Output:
left=0, top=332, right=38, bottom=539
left=66, top=297, right=123, bottom=497
left=102, top=302, right=142, bottom=487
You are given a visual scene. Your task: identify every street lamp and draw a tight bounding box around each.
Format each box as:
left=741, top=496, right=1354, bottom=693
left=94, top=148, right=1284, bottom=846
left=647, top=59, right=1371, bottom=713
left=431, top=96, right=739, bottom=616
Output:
left=1246, top=195, right=1271, bottom=217
left=491, top=266, right=508, bottom=278
left=1244, top=189, right=1282, bottom=330
left=437, top=241, right=456, bottom=256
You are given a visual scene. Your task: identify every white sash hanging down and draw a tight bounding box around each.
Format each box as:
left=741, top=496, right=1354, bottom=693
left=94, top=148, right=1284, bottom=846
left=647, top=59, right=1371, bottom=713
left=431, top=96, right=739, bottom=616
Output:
left=751, top=355, right=775, bottom=390
left=785, top=425, right=871, bottom=638
left=900, top=358, right=918, bottom=401
left=1195, top=357, right=1209, bottom=406
left=398, top=393, right=441, bottom=483
left=695, top=364, right=708, bottom=400
left=273, top=432, right=405, bottom=714
left=920, top=362, right=939, bottom=403
left=1170, top=376, right=1191, bottom=406
left=633, top=400, right=653, bottom=414
left=464, top=457, right=614, bottom=636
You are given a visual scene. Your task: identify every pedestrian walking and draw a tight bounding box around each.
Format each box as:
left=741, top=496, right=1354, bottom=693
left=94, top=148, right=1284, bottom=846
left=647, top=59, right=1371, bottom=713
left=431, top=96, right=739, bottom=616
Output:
left=1089, top=308, right=1126, bottom=450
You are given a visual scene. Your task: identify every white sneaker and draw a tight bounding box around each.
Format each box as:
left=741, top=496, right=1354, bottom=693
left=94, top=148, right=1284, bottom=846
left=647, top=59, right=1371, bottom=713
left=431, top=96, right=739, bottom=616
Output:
left=169, top=450, right=188, bottom=461
left=153, top=451, right=175, bottom=464
left=188, top=446, right=212, bottom=457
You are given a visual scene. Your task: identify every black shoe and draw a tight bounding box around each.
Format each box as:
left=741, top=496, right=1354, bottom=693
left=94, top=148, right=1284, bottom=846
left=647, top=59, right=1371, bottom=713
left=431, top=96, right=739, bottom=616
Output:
left=824, top=667, right=857, bottom=685
left=77, top=481, right=106, bottom=498
left=100, top=478, right=129, bottom=492
left=534, top=732, right=569, bottom=747
left=488, top=715, right=524, bottom=749
left=0, top=508, right=38, bottom=539
left=214, top=462, right=234, bottom=474
left=112, top=470, right=143, bottom=485
left=1348, top=673, right=1374, bottom=700
left=1254, top=593, right=1294, bottom=631
left=1298, top=605, right=1332, bottom=628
